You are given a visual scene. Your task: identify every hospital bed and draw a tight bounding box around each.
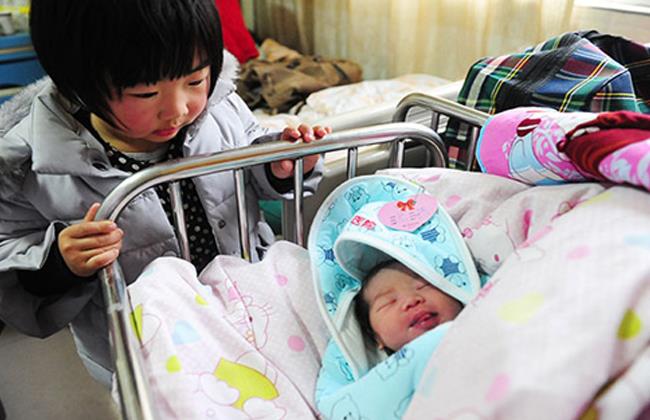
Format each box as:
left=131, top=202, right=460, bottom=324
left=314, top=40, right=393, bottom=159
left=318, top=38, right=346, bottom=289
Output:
left=0, top=77, right=462, bottom=420
left=98, top=90, right=650, bottom=419
left=100, top=86, right=650, bottom=420
left=116, top=87, right=650, bottom=419
left=3, top=90, right=649, bottom=419
left=98, top=93, right=489, bottom=419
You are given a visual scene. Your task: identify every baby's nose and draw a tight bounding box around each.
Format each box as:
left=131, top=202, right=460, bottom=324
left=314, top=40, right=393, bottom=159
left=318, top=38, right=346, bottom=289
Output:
left=402, top=294, right=423, bottom=310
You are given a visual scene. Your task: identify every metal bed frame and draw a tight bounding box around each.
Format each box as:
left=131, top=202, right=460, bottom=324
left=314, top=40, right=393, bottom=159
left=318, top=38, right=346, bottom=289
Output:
left=392, top=92, right=489, bottom=170
left=96, top=94, right=490, bottom=420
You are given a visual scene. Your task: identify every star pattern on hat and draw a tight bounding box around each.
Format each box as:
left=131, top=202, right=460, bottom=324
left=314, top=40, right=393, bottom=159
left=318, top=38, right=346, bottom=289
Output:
left=421, top=227, right=441, bottom=243
left=439, top=257, right=461, bottom=277
left=323, top=247, right=335, bottom=263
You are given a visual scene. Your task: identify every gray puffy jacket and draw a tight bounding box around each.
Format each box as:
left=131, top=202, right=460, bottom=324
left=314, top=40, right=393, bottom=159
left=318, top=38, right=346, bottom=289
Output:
left=0, top=51, right=322, bottom=374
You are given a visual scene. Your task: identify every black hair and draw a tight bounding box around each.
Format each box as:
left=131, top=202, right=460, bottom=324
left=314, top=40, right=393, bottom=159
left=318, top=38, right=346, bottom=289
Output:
left=29, top=0, right=223, bottom=125
left=354, top=259, right=415, bottom=354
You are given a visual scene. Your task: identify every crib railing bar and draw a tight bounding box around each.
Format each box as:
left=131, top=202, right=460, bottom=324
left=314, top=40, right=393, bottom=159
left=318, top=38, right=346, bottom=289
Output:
left=234, top=169, right=251, bottom=261
left=393, top=92, right=488, bottom=127
left=391, top=140, right=405, bottom=168
left=427, top=112, right=442, bottom=166
left=169, top=181, right=191, bottom=261
left=430, top=112, right=441, bottom=131
left=346, top=147, right=358, bottom=179
left=293, top=158, right=305, bottom=246
left=455, top=125, right=482, bottom=171
left=97, top=123, right=445, bottom=223
left=98, top=263, right=154, bottom=420
left=95, top=122, right=446, bottom=420
left=466, top=125, right=481, bottom=171
left=392, top=93, right=489, bottom=170
left=281, top=201, right=292, bottom=245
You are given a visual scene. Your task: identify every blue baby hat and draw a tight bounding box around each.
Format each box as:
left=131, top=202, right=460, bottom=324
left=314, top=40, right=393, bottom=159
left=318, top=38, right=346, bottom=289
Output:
left=334, top=191, right=480, bottom=305
left=308, top=175, right=481, bottom=378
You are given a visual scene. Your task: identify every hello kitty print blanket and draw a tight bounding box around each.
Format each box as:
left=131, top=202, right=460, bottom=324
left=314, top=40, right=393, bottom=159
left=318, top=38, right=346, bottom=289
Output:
left=126, top=242, right=329, bottom=419
left=127, top=167, right=650, bottom=419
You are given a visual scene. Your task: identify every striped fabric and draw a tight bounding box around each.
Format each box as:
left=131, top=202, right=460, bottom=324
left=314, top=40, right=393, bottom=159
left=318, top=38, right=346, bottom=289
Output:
left=445, top=30, right=650, bottom=169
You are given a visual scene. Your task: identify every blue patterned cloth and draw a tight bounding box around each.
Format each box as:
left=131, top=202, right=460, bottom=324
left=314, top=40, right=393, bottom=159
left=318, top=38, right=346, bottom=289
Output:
left=316, top=323, right=451, bottom=420
left=308, top=175, right=483, bottom=419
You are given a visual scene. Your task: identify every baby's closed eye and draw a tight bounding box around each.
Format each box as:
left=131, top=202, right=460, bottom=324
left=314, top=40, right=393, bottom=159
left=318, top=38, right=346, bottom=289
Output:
left=375, top=297, right=396, bottom=311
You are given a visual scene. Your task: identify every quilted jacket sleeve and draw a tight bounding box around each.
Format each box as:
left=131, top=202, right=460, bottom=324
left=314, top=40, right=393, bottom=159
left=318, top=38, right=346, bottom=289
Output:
left=0, top=133, right=96, bottom=337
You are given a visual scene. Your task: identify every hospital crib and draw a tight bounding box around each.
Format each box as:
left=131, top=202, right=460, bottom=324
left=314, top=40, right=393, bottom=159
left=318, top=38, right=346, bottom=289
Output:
left=97, top=94, right=489, bottom=419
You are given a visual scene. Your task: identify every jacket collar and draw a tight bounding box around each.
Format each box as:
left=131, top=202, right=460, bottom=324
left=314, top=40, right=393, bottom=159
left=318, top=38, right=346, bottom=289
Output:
left=26, top=84, right=116, bottom=177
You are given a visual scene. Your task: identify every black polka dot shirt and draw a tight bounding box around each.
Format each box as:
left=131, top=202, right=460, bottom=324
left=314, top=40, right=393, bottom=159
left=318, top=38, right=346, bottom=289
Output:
left=81, top=114, right=219, bottom=272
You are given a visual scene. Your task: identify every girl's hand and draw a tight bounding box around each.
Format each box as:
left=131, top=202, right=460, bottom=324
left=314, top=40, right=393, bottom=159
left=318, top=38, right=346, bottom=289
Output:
left=58, top=203, right=124, bottom=277
left=271, top=124, right=332, bottom=179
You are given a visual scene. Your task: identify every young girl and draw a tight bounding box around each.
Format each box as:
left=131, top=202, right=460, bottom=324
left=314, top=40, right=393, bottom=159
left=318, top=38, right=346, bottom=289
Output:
left=308, top=175, right=484, bottom=420
left=0, top=0, right=328, bottom=388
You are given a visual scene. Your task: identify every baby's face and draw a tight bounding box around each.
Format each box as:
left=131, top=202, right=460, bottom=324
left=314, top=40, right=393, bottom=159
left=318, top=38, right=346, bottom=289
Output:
left=362, top=267, right=462, bottom=351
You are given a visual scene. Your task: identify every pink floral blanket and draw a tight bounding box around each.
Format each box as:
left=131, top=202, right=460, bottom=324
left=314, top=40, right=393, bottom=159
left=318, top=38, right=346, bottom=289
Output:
left=127, top=167, right=650, bottom=419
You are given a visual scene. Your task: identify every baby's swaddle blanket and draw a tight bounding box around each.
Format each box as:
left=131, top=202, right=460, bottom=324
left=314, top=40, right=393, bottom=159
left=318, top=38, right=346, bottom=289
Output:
left=308, top=175, right=482, bottom=420
left=316, top=323, right=450, bottom=419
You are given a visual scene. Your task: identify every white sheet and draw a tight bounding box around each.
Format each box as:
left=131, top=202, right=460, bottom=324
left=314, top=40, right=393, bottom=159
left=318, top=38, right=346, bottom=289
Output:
left=254, top=74, right=452, bottom=131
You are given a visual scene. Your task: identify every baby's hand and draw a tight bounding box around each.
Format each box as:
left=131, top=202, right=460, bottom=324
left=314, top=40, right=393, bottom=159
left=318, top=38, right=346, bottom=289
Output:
left=271, top=124, right=331, bottom=179
left=58, top=203, right=124, bottom=277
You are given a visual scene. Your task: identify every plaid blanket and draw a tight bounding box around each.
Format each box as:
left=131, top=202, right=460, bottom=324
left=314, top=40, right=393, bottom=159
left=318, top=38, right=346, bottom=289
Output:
left=446, top=30, right=650, bottom=169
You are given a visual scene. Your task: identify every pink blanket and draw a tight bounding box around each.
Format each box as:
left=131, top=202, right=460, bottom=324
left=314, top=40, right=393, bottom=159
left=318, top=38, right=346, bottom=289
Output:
left=127, top=167, right=650, bottom=419
left=477, top=107, right=650, bottom=191
left=127, top=243, right=329, bottom=419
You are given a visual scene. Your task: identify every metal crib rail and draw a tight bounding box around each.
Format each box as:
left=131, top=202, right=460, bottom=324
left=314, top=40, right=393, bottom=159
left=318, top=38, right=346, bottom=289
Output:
left=95, top=122, right=446, bottom=420
left=392, top=93, right=489, bottom=170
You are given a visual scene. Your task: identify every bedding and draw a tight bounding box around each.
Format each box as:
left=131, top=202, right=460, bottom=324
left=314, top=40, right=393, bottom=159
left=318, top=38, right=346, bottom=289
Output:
left=246, top=38, right=450, bottom=131
left=126, top=243, right=329, bottom=419
left=477, top=107, right=650, bottom=192
left=381, top=167, right=650, bottom=420
left=127, top=167, right=650, bottom=419
left=254, top=74, right=451, bottom=131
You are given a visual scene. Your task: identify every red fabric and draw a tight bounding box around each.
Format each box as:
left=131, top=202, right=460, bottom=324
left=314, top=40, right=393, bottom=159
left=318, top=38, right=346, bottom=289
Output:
left=215, top=0, right=259, bottom=64
left=566, top=111, right=650, bottom=137
left=562, top=128, right=650, bottom=179
left=560, top=111, right=650, bottom=179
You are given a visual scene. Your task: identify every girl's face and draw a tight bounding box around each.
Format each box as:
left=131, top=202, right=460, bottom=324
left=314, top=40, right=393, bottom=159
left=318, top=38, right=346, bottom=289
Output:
left=102, top=60, right=211, bottom=152
left=363, top=267, right=462, bottom=351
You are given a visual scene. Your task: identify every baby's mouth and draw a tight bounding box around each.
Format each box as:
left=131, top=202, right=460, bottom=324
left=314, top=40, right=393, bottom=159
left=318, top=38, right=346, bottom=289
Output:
left=409, top=312, right=439, bottom=330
